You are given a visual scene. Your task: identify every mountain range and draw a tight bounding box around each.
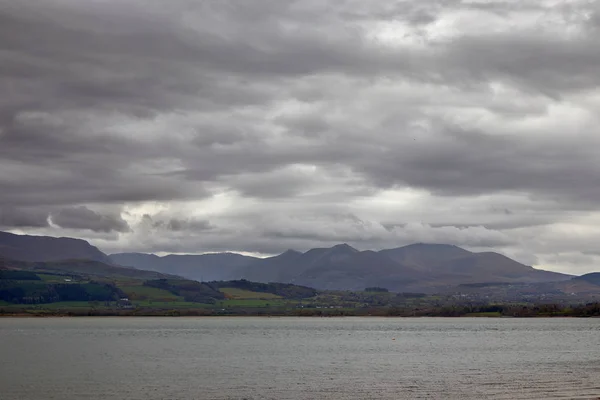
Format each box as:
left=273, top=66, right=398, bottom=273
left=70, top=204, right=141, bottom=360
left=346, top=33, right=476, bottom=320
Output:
left=111, top=242, right=571, bottom=292
left=0, top=231, right=573, bottom=292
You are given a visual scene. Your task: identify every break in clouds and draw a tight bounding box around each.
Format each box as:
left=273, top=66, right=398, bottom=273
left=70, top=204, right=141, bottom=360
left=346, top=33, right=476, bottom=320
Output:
left=1, top=0, right=600, bottom=274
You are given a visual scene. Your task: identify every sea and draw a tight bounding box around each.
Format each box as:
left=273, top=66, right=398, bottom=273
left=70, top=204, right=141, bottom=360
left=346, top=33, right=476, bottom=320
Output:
left=1, top=317, right=599, bottom=399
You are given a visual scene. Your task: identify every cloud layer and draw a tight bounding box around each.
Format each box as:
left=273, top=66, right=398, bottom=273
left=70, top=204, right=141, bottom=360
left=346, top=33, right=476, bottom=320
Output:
left=1, top=0, right=600, bottom=274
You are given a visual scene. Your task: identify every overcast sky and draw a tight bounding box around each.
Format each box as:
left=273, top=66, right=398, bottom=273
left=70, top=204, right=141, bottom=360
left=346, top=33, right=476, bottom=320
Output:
left=1, top=0, right=600, bottom=274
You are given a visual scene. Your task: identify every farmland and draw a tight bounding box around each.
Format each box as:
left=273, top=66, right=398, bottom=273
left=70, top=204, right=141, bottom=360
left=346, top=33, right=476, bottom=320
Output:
left=220, top=287, right=282, bottom=299
left=119, top=285, right=183, bottom=301
left=2, top=268, right=600, bottom=318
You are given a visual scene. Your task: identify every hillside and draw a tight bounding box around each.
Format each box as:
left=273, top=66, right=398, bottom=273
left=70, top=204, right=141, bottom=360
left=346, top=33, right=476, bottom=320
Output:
left=380, top=244, right=568, bottom=284
left=0, top=261, right=319, bottom=314
left=572, top=272, right=600, bottom=286
left=0, top=257, right=176, bottom=281
left=379, top=243, right=472, bottom=269
left=424, top=251, right=569, bottom=285
left=0, top=268, right=225, bottom=307
left=0, top=231, right=111, bottom=263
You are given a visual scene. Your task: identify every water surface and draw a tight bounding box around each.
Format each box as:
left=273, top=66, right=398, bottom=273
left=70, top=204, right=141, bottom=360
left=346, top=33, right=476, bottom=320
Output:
left=1, top=317, right=599, bottom=399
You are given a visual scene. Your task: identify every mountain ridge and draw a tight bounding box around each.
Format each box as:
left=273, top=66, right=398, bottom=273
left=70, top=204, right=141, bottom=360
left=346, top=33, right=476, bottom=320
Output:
left=0, top=231, right=573, bottom=292
left=110, top=243, right=571, bottom=292
left=109, top=252, right=259, bottom=282
left=0, top=256, right=178, bottom=281
left=0, top=231, right=112, bottom=264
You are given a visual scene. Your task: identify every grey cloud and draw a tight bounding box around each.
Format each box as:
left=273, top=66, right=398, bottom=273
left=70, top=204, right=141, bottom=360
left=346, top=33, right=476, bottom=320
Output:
left=442, top=35, right=600, bottom=96
left=102, top=210, right=516, bottom=256
left=51, top=206, right=130, bottom=233
left=1, top=0, right=600, bottom=274
left=136, top=213, right=214, bottom=232
left=0, top=207, right=50, bottom=228
left=167, top=218, right=214, bottom=232
left=353, top=124, right=600, bottom=203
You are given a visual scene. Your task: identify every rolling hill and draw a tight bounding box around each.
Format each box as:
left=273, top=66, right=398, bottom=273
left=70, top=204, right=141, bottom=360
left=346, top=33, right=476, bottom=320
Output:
left=572, top=272, right=600, bottom=286
left=432, top=251, right=568, bottom=284
left=0, top=257, right=177, bottom=281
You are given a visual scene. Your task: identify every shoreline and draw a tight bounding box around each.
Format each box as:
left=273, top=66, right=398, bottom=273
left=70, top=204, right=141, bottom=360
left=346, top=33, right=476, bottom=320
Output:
left=1, top=313, right=595, bottom=319
left=3, top=301, right=599, bottom=318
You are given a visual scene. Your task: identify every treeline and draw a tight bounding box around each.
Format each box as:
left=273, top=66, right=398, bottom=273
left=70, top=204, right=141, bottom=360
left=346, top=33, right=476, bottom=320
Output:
left=209, top=279, right=318, bottom=299
left=458, top=282, right=514, bottom=288
left=144, top=279, right=225, bottom=303
left=0, top=270, right=41, bottom=281
left=2, top=302, right=600, bottom=318
left=275, top=303, right=600, bottom=317
left=323, top=290, right=426, bottom=307
left=382, top=303, right=600, bottom=317
left=0, top=281, right=124, bottom=304
left=365, top=287, right=389, bottom=292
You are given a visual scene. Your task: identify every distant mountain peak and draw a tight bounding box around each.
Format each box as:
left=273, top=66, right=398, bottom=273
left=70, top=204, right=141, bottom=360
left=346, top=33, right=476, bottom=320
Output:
left=330, top=243, right=359, bottom=253
left=403, top=243, right=467, bottom=250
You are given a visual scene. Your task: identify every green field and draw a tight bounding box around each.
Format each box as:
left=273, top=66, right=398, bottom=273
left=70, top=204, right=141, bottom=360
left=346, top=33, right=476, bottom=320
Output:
left=220, top=287, right=282, bottom=300
left=119, top=285, right=183, bottom=301
left=36, top=273, right=80, bottom=283
left=133, top=301, right=212, bottom=309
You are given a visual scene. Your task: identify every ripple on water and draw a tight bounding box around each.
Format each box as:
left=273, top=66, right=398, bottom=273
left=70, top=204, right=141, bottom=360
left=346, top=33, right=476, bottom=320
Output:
left=0, top=317, right=599, bottom=400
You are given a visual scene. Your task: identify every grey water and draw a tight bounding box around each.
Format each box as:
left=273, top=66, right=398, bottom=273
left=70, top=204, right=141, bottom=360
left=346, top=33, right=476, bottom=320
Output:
left=1, top=317, right=599, bottom=400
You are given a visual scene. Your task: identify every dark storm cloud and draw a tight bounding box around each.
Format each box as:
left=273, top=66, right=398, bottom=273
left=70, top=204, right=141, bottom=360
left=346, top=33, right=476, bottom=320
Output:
left=1, top=0, right=600, bottom=273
